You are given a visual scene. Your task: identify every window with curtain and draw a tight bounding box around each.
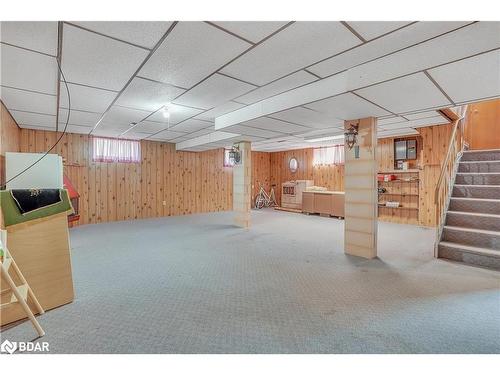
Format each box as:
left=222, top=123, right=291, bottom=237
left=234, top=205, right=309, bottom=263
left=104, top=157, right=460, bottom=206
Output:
left=313, top=145, right=345, bottom=166
left=92, top=137, right=141, bottom=163
left=223, top=149, right=235, bottom=167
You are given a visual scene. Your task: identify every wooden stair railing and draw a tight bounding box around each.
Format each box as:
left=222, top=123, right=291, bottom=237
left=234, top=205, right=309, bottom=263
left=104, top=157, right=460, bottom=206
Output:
left=434, top=105, right=468, bottom=256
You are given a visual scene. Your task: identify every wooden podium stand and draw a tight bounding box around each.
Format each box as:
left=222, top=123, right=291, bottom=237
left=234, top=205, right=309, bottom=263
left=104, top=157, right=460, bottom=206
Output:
left=0, top=190, right=74, bottom=326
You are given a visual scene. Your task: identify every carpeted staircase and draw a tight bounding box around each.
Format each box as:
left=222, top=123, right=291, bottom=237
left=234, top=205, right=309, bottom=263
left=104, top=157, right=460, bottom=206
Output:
left=438, top=149, right=500, bottom=270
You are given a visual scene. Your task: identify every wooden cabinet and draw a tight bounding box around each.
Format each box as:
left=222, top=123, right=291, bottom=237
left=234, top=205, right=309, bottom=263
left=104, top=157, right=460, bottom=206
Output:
left=302, top=191, right=345, bottom=218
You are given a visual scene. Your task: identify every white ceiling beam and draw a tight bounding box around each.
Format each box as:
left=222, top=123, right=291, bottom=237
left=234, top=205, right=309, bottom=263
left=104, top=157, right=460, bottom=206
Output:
left=175, top=131, right=240, bottom=150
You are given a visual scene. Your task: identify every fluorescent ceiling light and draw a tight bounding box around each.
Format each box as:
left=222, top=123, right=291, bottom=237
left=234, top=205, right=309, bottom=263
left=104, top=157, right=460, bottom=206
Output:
left=305, top=134, right=344, bottom=143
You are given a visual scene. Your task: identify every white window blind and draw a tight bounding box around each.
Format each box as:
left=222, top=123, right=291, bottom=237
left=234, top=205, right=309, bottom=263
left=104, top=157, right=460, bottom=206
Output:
left=92, top=137, right=141, bottom=163
left=313, top=145, right=345, bottom=166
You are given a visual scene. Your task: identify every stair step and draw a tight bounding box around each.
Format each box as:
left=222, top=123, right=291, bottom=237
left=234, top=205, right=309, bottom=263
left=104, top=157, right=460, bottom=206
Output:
left=455, top=172, right=500, bottom=185
left=442, top=226, right=500, bottom=250
left=449, top=197, right=500, bottom=214
left=438, top=241, right=500, bottom=270
left=452, top=184, right=500, bottom=199
left=446, top=211, right=500, bottom=231
left=461, top=149, right=500, bottom=161
left=458, top=160, right=500, bottom=173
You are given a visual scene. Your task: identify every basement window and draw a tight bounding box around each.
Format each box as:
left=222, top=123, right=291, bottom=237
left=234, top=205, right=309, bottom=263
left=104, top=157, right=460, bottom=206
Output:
left=92, top=137, right=141, bottom=163
left=313, top=145, right=345, bottom=166
left=223, top=149, right=235, bottom=167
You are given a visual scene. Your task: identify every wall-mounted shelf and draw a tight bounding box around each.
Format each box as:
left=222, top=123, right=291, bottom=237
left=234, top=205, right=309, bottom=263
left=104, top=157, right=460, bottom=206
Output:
left=378, top=170, right=420, bottom=224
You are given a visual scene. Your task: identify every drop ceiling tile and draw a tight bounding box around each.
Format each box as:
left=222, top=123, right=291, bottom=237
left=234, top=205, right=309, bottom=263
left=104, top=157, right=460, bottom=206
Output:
left=120, top=131, right=150, bottom=140
left=297, top=128, right=345, bottom=137
left=0, top=21, right=58, bottom=55
left=62, top=23, right=149, bottom=91
left=59, top=82, right=117, bottom=113
left=72, top=22, right=172, bottom=49
left=103, top=106, right=151, bottom=126
left=148, top=129, right=187, bottom=141
left=58, top=108, right=102, bottom=127
left=236, top=71, right=317, bottom=105
left=171, top=118, right=213, bottom=133
left=134, top=120, right=178, bottom=134
left=346, top=21, right=412, bottom=40
left=428, top=50, right=500, bottom=104
left=242, top=117, right=310, bottom=134
left=147, top=103, right=204, bottom=124
left=269, top=106, right=344, bottom=129
left=224, top=124, right=282, bottom=138
left=173, top=73, right=254, bottom=110
left=221, top=21, right=361, bottom=85
left=0, top=44, right=58, bottom=94
left=355, top=72, right=451, bottom=114
left=211, top=21, right=288, bottom=43
left=308, top=22, right=469, bottom=78
left=305, top=92, right=391, bottom=119
left=66, top=124, right=93, bottom=135
left=139, top=21, right=250, bottom=88
left=195, top=101, right=245, bottom=121
left=378, top=128, right=419, bottom=138
left=0, top=86, right=57, bottom=114
left=407, top=115, right=450, bottom=128
left=182, top=127, right=215, bottom=139
left=347, top=22, right=500, bottom=91
left=403, top=110, right=441, bottom=120
left=377, top=116, right=408, bottom=126
left=10, top=110, right=56, bottom=128
left=91, top=127, right=123, bottom=138
left=115, top=77, right=185, bottom=112
left=16, top=124, right=55, bottom=131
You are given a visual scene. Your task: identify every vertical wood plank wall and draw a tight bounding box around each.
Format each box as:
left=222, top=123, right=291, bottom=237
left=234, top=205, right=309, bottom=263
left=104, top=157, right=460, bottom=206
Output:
left=464, top=98, right=500, bottom=150
left=16, top=129, right=270, bottom=226
left=0, top=102, right=21, bottom=181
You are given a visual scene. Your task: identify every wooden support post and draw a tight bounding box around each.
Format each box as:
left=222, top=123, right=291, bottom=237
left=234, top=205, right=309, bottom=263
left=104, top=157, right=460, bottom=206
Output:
left=344, top=117, right=378, bottom=259
left=233, top=141, right=252, bottom=228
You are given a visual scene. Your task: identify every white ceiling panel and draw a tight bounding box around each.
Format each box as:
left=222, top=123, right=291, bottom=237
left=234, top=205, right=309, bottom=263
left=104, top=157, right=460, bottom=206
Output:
left=1, top=44, right=58, bottom=94
left=62, top=23, right=149, bottom=91
left=0, top=21, right=58, bottom=55
left=308, top=22, right=469, bottom=78
left=148, top=129, right=187, bottom=141
left=120, top=131, right=150, bottom=140
left=0, top=86, right=57, bottom=114
left=378, top=128, right=419, bottom=138
left=102, top=105, right=151, bottom=126
left=269, top=106, right=344, bottom=129
left=242, top=117, right=310, bottom=134
left=297, top=128, right=344, bottom=138
left=224, top=124, right=282, bottom=138
left=131, top=120, right=172, bottom=134
left=58, top=108, right=102, bottom=127
left=381, top=115, right=449, bottom=130
left=173, top=73, right=254, bottom=109
left=115, top=77, right=185, bottom=112
left=221, top=21, right=361, bottom=85
left=139, top=22, right=250, bottom=88
left=403, top=110, right=441, bottom=120
left=91, top=127, right=123, bottom=138
left=171, top=118, right=213, bottom=133
left=147, top=103, right=204, bottom=124
left=15, top=124, right=54, bottom=131
left=65, top=124, right=93, bottom=135
left=346, top=21, right=412, bottom=40
left=211, top=21, right=288, bottom=43
left=181, top=127, right=215, bottom=139
left=355, top=72, right=451, bottom=113
left=347, top=22, right=500, bottom=91
left=59, top=82, right=117, bottom=112
left=377, top=116, right=408, bottom=126
left=10, top=110, right=56, bottom=128
left=305, top=92, right=391, bottom=119
left=195, top=101, right=245, bottom=121
left=428, top=50, right=500, bottom=104
left=236, top=71, right=317, bottom=105
left=72, top=22, right=172, bottom=49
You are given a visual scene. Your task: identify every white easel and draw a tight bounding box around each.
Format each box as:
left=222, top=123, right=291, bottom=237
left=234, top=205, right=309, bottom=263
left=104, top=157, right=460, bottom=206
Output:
left=0, top=231, right=45, bottom=337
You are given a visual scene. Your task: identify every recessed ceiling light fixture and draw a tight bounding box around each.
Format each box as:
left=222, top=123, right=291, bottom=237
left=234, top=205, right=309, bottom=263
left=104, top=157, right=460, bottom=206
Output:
left=305, top=134, right=344, bottom=143
left=162, top=108, right=170, bottom=119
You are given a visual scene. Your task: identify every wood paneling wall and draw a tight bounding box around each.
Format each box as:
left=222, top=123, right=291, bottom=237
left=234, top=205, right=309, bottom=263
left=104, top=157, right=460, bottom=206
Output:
left=269, top=148, right=344, bottom=205
left=0, top=101, right=21, bottom=182
left=464, top=98, right=500, bottom=150
left=17, top=129, right=271, bottom=226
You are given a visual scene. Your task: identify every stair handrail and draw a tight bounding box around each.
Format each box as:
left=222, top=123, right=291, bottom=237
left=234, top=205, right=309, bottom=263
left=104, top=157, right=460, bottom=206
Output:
left=434, top=105, right=468, bottom=255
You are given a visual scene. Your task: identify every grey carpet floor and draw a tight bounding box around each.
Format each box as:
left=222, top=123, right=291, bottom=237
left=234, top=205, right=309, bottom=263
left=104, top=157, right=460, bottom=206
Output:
left=2, top=209, right=500, bottom=354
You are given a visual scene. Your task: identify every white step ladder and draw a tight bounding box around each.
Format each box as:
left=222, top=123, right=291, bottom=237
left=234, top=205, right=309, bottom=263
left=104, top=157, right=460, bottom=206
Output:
left=0, top=231, right=45, bottom=337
